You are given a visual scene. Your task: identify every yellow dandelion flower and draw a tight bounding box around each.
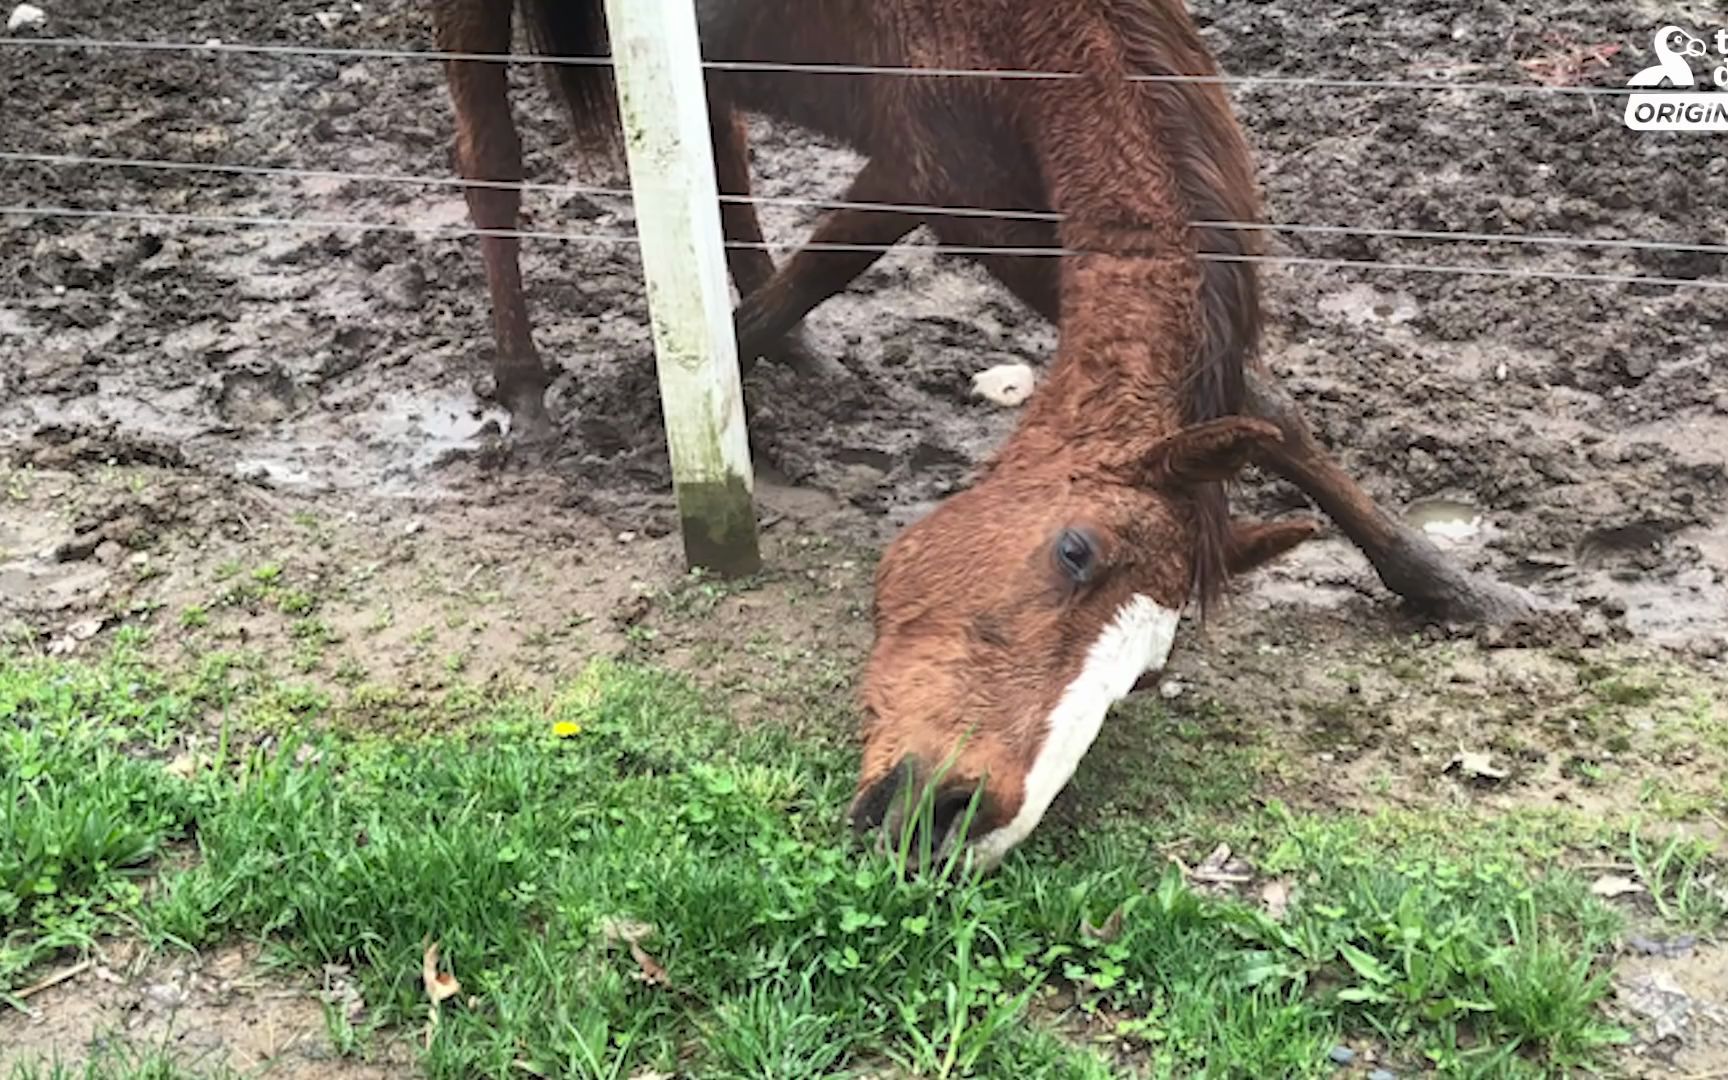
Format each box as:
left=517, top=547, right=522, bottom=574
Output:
left=552, top=720, right=582, bottom=738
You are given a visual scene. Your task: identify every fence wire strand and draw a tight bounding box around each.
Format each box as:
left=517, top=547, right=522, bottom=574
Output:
left=5, top=203, right=1725, bottom=292
left=0, top=34, right=1641, bottom=97
left=0, top=30, right=1706, bottom=296
left=7, top=149, right=1727, bottom=259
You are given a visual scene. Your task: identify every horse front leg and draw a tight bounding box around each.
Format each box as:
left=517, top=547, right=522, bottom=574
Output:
left=709, top=98, right=776, bottom=297
left=732, top=157, right=925, bottom=374
left=436, top=0, right=555, bottom=449
left=963, top=212, right=1536, bottom=625
left=1242, top=366, right=1537, bottom=624
left=706, top=100, right=831, bottom=378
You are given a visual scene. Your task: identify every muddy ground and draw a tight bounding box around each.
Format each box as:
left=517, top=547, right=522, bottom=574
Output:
left=4, top=0, right=1728, bottom=639
left=1, top=0, right=1726, bottom=1074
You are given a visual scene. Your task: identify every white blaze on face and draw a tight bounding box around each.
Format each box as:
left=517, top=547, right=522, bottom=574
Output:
left=969, top=594, right=1181, bottom=867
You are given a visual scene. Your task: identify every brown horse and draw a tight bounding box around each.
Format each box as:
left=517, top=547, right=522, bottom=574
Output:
left=432, top=0, right=1533, bottom=864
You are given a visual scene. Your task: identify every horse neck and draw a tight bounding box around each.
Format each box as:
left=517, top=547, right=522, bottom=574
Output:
left=997, top=252, right=1201, bottom=473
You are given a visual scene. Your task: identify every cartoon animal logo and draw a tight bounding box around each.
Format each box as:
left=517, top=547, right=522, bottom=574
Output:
left=1628, top=25, right=1708, bottom=87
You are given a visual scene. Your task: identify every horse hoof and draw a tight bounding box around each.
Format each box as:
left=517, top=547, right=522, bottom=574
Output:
left=751, top=328, right=849, bottom=382
left=1376, top=534, right=1541, bottom=628
left=501, top=396, right=559, bottom=462
left=1404, top=574, right=1540, bottom=628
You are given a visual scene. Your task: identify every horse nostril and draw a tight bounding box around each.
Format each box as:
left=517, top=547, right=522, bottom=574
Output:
left=871, top=778, right=981, bottom=863
left=928, top=786, right=978, bottom=849
left=890, top=783, right=984, bottom=865
left=851, top=755, right=923, bottom=836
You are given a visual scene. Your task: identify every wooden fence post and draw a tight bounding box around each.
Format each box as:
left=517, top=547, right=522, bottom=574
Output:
left=603, top=0, right=761, bottom=577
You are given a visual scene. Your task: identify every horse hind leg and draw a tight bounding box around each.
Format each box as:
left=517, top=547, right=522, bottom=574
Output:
left=436, top=0, right=555, bottom=446
left=706, top=100, right=833, bottom=378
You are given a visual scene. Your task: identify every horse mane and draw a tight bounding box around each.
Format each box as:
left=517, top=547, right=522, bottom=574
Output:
left=1116, top=0, right=1266, bottom=617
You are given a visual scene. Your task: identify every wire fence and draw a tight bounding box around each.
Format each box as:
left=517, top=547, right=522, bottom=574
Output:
left=10, top=150, right=1728, bottom=262
left=6, top=204, right=1725, bottom=294
left=2, top=31, right=1722, bottom=296
left=0, top=34, right=1643, bottom=96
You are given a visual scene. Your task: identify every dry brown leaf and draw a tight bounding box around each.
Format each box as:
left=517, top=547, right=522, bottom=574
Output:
left=164, top=749, right=215, bottom=780
left=1591, top=874, right=1645, bottom=899
left=1081, top=906, right=1125, bottom=943
left=1185, top=843, right=1253, bottom=885
left=628, top=940, right=669, bottom=987
left=1445, top=751, right=1508, bottom=782
left=1198, top=843, right=1232, bottom=874
left=1260, top=879, right=1294, bottom=921
left=422, top=939, right=461, bottom=1005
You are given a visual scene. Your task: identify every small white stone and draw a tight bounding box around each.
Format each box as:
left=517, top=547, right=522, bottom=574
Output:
left=7, top=4, right=46, bottom=32
left=970, top=363, right=1036, bottom=408
left=616, top=531, right=637, bottom=544
left=313, top=9, right=343, bottom=30
left=1158, top=678, right=1185, bottom=700
left=403, top=520, right=424, bottom=536
left=202, top=37, right=223, bottom=47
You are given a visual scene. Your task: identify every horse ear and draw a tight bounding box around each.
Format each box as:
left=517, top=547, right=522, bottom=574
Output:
left=1140, top=417, right=1283, bottom=487
left=1226, top=516, right=1320, bottom=574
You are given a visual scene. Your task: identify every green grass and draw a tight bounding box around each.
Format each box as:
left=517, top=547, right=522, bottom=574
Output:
left=7, top=1044, right=228, bottom=1080
left=1, top=641, right=1709, bottom=1077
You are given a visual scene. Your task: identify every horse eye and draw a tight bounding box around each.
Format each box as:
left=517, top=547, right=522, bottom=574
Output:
left=1055, top=529, right=1097, bottom=582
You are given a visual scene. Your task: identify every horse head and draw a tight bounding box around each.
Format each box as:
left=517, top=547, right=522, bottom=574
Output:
left=851, top=415, right=1316, bottom=869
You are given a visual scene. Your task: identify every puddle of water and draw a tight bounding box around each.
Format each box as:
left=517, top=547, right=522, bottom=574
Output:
left=834, top=446, right=896, bottom=473
left=233, top=457, right=314, bottom=487
left=232, top=392, right=507, bottom=496
left=1406, top=498, right=1485, bottom=542
left=365, top=392, right=504, bottom=459
left=10, top=382, right=505, bottom=497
